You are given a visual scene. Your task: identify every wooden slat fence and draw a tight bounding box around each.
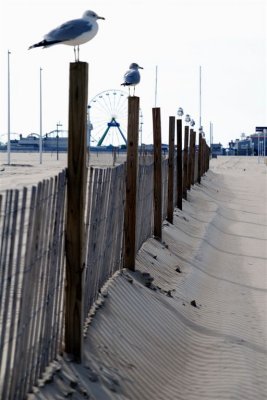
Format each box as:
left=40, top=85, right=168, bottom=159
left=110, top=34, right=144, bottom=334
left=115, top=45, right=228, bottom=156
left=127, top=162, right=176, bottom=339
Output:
left=84, top=164, right=126, bottom=317
left=0, top=169, right=66, bottom=400
left=161, top=158, right=169, bottom=221
left=0, top=137, right=209, bottom=398
left=136, top=161, right=154, bottom=251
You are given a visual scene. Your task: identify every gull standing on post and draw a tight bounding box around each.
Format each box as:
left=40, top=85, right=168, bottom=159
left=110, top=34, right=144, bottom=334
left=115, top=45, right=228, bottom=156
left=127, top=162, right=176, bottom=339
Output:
left=29, top=10, right=105, bottom=61
left=121, top=63, right=143, bottom=95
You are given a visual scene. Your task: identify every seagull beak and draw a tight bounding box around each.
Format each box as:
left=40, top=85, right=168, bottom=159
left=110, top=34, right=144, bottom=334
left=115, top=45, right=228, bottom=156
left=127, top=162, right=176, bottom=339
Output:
left=98, top=16, right=105, bottom=20
left=139, top=66, right=144, bottom=69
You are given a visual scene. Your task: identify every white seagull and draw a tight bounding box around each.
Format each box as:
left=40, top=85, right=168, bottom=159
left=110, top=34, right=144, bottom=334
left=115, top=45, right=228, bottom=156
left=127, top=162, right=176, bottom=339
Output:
left=121, top=63, right=143, bottom=95
left=29, top=10, right=105, bottom=61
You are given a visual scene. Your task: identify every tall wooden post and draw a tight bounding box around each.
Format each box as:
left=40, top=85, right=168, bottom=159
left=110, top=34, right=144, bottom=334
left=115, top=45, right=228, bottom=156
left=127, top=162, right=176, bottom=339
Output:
left=167, top=116, right=175, bottom=224
left=183, top=126, right=189, bottom=199
left=203, top=138, right=207, bottom=175
left=202, top=139, right=207, bottom=175
left=207, top=143, right=210, bottom=171
left=124, top=96, right=139, bottom=271
left=65, top=62, right=88, bottom=362
left=191, top=130, right=196, bottom=185
left=152, top=107, right=162, bottom=240
left=176, top=119, right=183, bottom=210
left=187, top=128, right=194, bottom=191
left=198, top=132, right=202, bottom=184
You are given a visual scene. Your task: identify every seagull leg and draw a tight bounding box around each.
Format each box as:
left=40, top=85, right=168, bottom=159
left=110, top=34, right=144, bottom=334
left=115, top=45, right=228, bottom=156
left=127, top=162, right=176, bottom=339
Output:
left=74, top=46, right=77, bottom=62
left=77, top=45, right=80, bottom=61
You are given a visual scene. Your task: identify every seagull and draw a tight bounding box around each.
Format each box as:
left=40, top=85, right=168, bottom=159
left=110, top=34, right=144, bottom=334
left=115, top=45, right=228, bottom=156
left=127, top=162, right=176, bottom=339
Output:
left=121, top=63, right=143, bottom=95
left=29, top=10, right=105, bottom=61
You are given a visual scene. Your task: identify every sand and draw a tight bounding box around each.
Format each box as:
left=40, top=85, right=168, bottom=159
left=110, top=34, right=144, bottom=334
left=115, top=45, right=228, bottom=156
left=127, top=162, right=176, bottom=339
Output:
left=2, top=154, right=266, bottom=399
left=0, top=151, right=127, bottom=192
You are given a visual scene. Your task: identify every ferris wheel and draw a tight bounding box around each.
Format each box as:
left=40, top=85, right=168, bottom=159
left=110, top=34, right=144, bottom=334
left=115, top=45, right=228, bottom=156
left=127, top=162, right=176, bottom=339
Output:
left=88, top=89, right=130, bottom=147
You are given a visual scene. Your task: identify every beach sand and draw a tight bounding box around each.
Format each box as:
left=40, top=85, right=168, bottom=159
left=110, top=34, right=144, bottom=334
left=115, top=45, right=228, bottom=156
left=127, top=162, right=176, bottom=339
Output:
left=0, top=151, right=127, bottom=192
left=2, top=155, right=266, bottom=399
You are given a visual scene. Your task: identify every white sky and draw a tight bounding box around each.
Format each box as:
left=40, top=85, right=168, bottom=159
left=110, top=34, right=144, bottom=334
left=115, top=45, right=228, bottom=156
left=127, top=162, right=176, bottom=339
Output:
left=0, top=0, right=266, bottom=147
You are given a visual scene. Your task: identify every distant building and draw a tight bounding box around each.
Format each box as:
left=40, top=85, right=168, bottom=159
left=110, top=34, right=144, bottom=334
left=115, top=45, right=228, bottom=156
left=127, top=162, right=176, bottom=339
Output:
left=211, top=143, right=224, bottom=157
left=0, top=133, right=68, bottom=152
left=228, top=138, right=253, bottom=155
left=250, top=132, right=267, bottom=156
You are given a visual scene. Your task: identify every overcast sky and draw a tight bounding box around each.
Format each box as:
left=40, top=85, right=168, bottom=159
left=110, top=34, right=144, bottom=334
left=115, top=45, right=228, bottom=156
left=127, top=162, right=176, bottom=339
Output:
left=0, top=0, right=266, bottom=147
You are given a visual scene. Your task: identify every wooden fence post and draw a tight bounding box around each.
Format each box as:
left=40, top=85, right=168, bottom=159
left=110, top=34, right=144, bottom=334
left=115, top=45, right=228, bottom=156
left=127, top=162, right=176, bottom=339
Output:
left=198, top=132, right=202, bottom=184
left=176, top=119, right=183, bottom=210
left=65, top=62, right=88, bottom=362
left=207, top=143, right=210, bottom=171
left=202, top=138, right=206, bottom=175
left=187, top=128, right=194, bottom=191
left=167, top=116, right=175, bottom=224
left=152, top=107, right=162, bottom=240
left=124, top=96, right=139, bottom=271
left=183, top=125, right=189, bottom=199
left=191, top=130, right=196, bottom=185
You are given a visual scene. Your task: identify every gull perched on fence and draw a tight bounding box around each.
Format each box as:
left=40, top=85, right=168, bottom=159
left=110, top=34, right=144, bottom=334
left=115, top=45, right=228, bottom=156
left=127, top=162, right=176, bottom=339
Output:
left=121, top=63, right=143, bottom=95
left=29, top=10, right=105, bottom=61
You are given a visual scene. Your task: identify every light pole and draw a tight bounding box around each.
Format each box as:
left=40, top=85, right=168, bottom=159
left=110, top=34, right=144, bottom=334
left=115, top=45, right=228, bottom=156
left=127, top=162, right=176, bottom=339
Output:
left=39, top=67, right=43, bottom=164
left=7, top=50, right=11, bottom=165
left=209, top=122, right=213, bottom=153
left=199, top=65, right=203, bottom=135
left=155, top=65, right=158, bottom=107
left=176, top=107, right=184, bottom=210
left=56, top=122, right=62, bottom=160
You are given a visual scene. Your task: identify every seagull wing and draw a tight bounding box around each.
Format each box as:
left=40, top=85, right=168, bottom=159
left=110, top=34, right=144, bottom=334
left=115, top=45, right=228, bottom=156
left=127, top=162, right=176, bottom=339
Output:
left=123, top=69, right=140, bottom=85
left=45, top=18, right=92, bottom=42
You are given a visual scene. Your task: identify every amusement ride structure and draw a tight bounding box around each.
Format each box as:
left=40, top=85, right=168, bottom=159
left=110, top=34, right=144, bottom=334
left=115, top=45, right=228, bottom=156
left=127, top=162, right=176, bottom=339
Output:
left=88, top=89, right=143, bottom=147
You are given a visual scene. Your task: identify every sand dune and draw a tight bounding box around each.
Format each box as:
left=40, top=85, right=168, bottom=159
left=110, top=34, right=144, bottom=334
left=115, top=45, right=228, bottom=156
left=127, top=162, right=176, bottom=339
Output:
left=22, top=156, right=267, bottom=399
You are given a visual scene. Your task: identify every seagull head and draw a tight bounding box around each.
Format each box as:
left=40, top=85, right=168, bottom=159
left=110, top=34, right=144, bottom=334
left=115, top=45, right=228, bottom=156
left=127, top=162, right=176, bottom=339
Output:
left=82, top=10, right=105, bottom=20
left=129, top=63, right=143, bottom=70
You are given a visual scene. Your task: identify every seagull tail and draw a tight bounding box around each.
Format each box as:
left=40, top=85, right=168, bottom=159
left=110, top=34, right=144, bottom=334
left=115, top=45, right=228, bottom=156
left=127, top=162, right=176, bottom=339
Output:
left=28, top=39, right=61, bottom=50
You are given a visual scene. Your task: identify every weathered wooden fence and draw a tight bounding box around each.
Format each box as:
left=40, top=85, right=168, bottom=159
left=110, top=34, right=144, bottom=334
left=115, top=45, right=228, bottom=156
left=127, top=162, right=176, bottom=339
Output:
left=0, top=170, right=66, bottom=399
left=84, top=164, right=126, bottom=316
left=0, top=65, right=210, bottom=397
left=0, top=138, right=208, bottom=398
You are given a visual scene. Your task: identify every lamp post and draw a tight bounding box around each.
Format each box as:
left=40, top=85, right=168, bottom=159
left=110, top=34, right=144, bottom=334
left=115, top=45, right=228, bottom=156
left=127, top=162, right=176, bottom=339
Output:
left=39, top=67, right=43, bottom=164
left=176, top=107, right=184, bottom=210
left=7, top=50, right=11, bottom=165
left=56, top=122, right=62, bottom=160
left=199, top=65, right=203, bottom=136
